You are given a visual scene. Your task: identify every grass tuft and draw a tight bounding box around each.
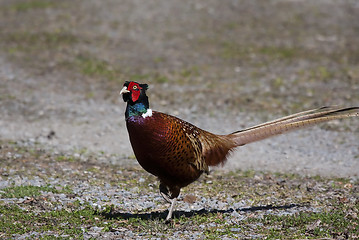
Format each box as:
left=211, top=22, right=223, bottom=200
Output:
left=0, top=203, right=96, bottom=237
left=1, top=185, right=72, bottom=198
left=8, top=0, right=56, bottom=12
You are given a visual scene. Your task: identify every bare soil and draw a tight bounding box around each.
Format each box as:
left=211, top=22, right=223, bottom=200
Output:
left=0, top=0, right=358, bottom=177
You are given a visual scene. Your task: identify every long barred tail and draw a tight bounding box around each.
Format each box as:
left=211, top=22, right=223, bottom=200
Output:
left=229, top=106, right=359, bottom=146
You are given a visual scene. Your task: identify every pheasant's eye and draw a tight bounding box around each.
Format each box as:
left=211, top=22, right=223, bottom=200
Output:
left=132, top=85, right=138, bottom=90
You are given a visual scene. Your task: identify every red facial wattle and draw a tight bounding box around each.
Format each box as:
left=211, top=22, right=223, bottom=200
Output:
left=127, top=81, right=142, bottom=102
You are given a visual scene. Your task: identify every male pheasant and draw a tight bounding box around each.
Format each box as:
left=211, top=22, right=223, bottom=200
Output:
left=120, top=81, right=359, bottom=221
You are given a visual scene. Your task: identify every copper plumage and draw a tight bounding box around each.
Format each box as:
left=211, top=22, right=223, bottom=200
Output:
left=120, top=81, right=359, bottom=221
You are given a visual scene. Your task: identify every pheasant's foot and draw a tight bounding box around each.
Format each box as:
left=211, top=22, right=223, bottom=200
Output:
left=165, top=197, right=177, bottom=222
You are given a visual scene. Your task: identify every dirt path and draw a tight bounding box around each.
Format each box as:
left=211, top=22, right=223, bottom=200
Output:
left=0, top=0, right=358, bottom=178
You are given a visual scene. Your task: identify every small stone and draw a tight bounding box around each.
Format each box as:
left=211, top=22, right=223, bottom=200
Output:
left=231, top=210, right=241, bottom=218
left=183, top=194, right=197, bottom=204
left=230, top=227, right=241, bottom=232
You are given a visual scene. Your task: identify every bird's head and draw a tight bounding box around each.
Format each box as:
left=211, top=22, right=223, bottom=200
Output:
left=120, top=81, right=149, bottom=103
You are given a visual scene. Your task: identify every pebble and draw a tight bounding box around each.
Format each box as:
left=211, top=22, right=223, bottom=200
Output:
left=230, top=227, right=241, bottom=232
left=231, top=210, right=241, bottom=218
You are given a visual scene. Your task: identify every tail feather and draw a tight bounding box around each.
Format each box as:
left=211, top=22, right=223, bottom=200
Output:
left=229, top=106, right=359, bottom=146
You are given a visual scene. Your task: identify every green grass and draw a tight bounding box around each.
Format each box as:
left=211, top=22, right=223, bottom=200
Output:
left=6, top=0, right=56, bottom=12
left=256, top=210, right=359, bottom=238
left=0, top=94, right=17, bottom=101
left=219, top=41, right=319, bottom=63
left=55, top=155, right=76, bottom=162
left=75, top=55, right=119, bottom=81
left=74, top=54, right=175, bottom=83
left=2, top=31, right=77, bottom=54
left=258, top=46, right=297, bottom=60
left=0, top=203, right=96, bottom=237
left=166, top=208, right=359, bottom=239
left=1, top=185, right=72, bottom=198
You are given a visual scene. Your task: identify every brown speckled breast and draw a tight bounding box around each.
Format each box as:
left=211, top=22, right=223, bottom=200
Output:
left=126, top=111, right=208, bottom=188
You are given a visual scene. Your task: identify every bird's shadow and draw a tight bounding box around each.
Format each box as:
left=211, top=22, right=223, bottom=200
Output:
left=99, top=203, right=306, bottom=221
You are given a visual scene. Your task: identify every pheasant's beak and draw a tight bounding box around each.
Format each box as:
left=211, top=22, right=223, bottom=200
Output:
left=120, top=86, right=130, bottom=95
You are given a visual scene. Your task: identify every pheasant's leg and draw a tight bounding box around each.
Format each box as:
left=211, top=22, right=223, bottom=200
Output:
left=159, top=183, right=171, bottom=203
left=165, top=197, right=177, bottom=221
left=159, top=183, right=181, bottom=221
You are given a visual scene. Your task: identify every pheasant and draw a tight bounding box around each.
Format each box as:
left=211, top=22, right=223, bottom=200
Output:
left=120, top=81, right=359, bottom=221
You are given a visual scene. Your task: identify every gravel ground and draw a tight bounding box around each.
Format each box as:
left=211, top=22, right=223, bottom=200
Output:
left=1, top=142, right=358, bottom=239
left=0, top=0, right=359, bottom=239
left=1, top=54, right=358, bottom=178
